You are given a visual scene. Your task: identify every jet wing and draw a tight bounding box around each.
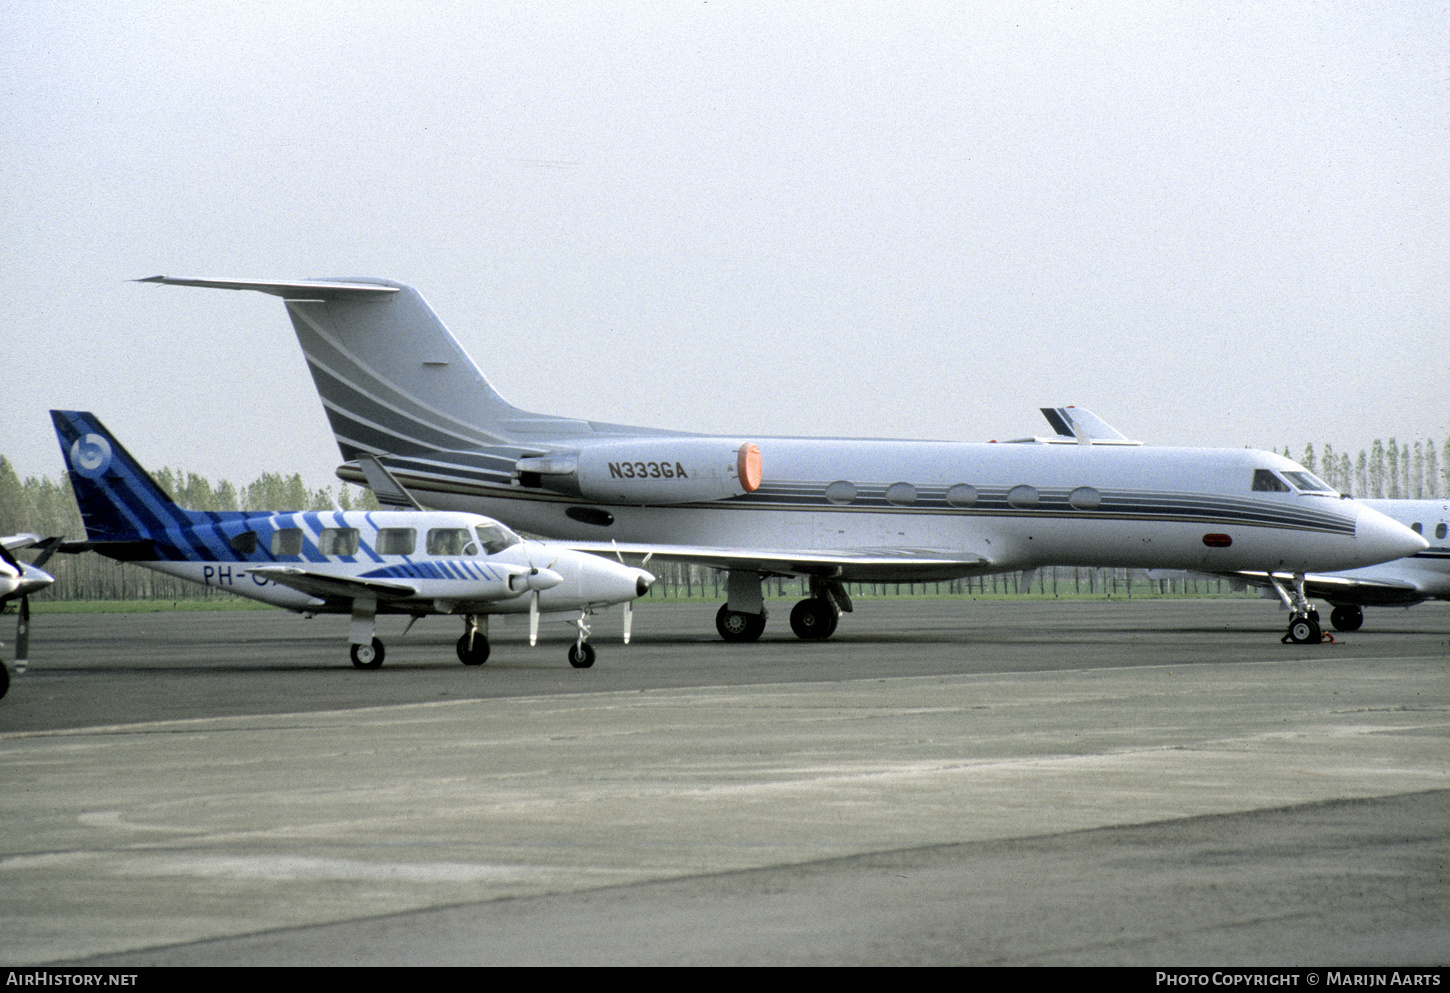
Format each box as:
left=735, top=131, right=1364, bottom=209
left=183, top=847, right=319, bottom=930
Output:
left=248, top=566, right=419, bottom=602
left=567, top=542, right=992, bottom=583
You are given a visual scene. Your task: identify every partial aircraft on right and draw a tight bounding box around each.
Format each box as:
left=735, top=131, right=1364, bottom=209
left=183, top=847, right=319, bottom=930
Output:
left=1231, top=498, right=1450, bottom=632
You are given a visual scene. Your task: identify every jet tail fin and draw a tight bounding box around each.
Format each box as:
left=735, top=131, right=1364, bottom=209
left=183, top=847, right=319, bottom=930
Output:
left=140, top=276, right=604, bottom=460
left=50, top=410, right=198, bottom=540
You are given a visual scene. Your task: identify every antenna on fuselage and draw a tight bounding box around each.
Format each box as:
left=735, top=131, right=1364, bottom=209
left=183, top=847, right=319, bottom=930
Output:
left=356, top=456, right=426, bottom=511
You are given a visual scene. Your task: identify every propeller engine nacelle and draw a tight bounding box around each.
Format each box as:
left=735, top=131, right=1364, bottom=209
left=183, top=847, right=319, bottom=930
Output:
left=516, top=440, right=762, bottom=506
left=507, top=567, right=563, bottom=594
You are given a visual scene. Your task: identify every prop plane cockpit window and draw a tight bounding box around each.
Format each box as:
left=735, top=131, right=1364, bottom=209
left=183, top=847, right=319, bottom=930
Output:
left=475, top=524, right=520, bottom=555
left=427, top=528, right=472, bottom=556
left=375, top=528, right=416, bottom=555
left=1281, top=471, right=1335, bottom=493
left=271, top=528, right=303, bottom=556
left=1251, top=470, right=1291, bottom=492
left=229, top=531, right=258, bottom=555
left=318, top=528, right=360, bottom=556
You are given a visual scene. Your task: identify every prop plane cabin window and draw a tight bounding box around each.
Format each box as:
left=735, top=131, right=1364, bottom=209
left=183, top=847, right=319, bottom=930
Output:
left=427, top=528, right=474, bottom=556
left=229, top=531, right=258, bottom=554
left=318, top=528, right=360, bottom=556
left=1251, top=470, right=1291, bottom=492
left=375, top=528, right=416, bottom=555
left=270, top=528, right=303, bottom=556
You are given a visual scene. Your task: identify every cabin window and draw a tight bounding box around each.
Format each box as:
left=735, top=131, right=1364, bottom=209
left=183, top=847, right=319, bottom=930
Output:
left=1437, top=523, right=1447, bottom=540
left=1251, top=470, right=1291, bottom=492
left=475, top=523, right=520, bottom=555
left=375, top=528, right=416, bottom=555
left=427, top=528, right=473, bottom=556
left=318, top=528, right=360, bottom=556
left=229, top=531, right=258, bottom=555
left=1411, top=522, right=1423, bottom=534
left=1281, top=471, right=1335, bottom=493
left=270, top=528, right=303, bottom=556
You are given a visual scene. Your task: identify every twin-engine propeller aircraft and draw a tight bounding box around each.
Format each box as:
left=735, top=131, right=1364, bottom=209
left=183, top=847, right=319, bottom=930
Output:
left=1, top=534, right=59, bottom=698
left=139, top=276, right=1427, bottom=645
left=51, top=410, right=653, bottom=669
left=1232, top=498, right=1450, bottom=634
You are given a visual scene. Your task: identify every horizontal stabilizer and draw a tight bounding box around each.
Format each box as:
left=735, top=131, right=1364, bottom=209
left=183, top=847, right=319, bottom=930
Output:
left=136, top=276, right=398, bottom=299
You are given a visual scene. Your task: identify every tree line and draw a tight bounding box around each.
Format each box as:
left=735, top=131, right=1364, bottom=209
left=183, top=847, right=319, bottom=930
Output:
left=1287, top=438, right=1448, bottom=500
left=2, top=434, right=1444, bottom=603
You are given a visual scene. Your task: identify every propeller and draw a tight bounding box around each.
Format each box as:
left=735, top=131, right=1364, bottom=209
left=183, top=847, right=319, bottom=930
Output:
left=1, top=536, right=61, bottom=676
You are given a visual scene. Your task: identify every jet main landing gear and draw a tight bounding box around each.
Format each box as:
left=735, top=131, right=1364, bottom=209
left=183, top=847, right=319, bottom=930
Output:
left=1330, top=605, right=1364, bottom=632
left=789, top=598, right=837, bottom=640
left=717, top=604, right=767, bottom=642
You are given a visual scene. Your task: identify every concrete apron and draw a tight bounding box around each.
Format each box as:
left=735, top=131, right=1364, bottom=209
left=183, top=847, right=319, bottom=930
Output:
left=2, top=656, right=1446, bottom=963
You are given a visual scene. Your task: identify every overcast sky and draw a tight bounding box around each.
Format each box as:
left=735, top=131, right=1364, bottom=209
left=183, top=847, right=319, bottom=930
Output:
left=3, top=1, right=1445, bottom=493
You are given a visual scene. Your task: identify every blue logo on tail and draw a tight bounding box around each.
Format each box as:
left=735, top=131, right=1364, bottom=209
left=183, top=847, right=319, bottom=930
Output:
left=70, top=434, right=113, bottom=478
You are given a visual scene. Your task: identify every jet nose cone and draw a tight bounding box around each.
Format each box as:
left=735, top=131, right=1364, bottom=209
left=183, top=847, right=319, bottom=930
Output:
left=1356, top=505, right=1429, bottom=564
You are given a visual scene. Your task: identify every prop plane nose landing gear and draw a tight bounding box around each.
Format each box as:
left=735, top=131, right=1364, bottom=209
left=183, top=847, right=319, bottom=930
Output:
left=569, top=610, right=597, bottom=667
left=457, top=614, right=490, bottom=665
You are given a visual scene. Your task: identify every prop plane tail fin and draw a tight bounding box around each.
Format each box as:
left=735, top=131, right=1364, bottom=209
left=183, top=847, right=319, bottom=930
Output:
left=50, top=410, right=196, bottom=540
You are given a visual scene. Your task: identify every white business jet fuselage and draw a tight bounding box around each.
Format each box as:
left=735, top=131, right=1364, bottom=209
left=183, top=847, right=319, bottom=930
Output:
left=139, top=276, right=1427, bottom=644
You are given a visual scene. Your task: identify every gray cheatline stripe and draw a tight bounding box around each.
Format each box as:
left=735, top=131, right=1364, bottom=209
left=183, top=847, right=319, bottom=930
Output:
left=289, top=303, right=512, bottom=447
left=375, top=472, right=1352, bottom=532
left=320, top=397, right=444, bottom=456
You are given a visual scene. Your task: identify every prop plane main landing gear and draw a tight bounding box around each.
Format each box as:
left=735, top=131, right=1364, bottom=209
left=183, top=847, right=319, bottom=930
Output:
left=350, top=637, right=385, bottom=669
left=457, top=614, right=490, bottom=665
left=1330, top=605, right=1364, bottom=632
left=349, top=597, right=385, bottom=668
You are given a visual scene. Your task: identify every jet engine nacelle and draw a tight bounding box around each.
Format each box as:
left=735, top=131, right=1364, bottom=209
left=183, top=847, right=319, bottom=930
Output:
left=517, top=440, right=762, bottom=505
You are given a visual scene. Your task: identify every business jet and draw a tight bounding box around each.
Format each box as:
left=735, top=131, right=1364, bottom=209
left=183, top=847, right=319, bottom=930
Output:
left=1, top=534, right=59, bottom=697
left=1233, top=498, right=1450, bottom=634
left=138, top=277, right=1427, bottom=646
left=50, top=410, right=654, bottom=669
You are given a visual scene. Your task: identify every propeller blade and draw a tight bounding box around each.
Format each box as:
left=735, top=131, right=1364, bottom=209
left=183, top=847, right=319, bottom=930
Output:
left=529, top=590, right=540, bottom=646
left=623, top=600, right=633, bottom=645
left=30, top=536, right=64, bottom=570
left=15, top=595, right=30, bottom=674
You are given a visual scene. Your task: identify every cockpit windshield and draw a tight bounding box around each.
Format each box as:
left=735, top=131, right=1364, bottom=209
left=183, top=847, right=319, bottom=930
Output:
left=1251, top=469, right=1290, bottom=492
left=1280, top=471, right=1336, bottom=493
left=475, top=523, right=521, bottom=555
